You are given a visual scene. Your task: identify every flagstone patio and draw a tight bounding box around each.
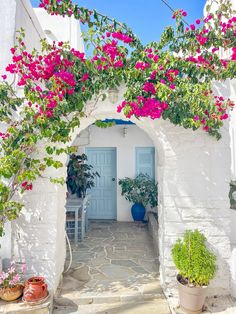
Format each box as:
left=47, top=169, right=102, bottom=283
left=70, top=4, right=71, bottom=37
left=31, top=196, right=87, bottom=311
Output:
left=53, top=221, right=170, bottom=313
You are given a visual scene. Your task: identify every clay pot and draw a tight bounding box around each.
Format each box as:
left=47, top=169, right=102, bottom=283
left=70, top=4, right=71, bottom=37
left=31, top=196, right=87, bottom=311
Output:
left=0, top=285, right=24, bottom=301
left=23, top=277, right=48, bottom=302
left=177, top=275, right=208, bottom=314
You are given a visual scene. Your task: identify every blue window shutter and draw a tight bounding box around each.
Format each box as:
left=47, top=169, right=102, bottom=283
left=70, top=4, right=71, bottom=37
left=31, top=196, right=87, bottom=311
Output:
left=136, top=147, right=155, bottom=179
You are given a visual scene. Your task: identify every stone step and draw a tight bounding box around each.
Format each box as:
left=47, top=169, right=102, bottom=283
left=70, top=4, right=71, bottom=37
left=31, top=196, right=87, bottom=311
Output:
left=53, top=299, right=171, bottom=314
left=0, top=295, right=53, bottom=314
left=54, top=290, right=164, bottom=306
left=54, top=272, right=165, bottom=306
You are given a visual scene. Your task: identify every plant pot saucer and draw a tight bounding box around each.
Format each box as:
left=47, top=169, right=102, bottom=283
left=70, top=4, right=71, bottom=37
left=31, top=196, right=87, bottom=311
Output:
left=22, top=291, right=50, bottom=306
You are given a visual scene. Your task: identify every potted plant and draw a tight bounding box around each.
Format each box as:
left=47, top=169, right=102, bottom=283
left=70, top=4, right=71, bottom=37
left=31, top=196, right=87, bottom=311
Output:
left=66, top=153, right=100, bottom=198
left=0, top=262, right=26, bottom=301
left=172, top=230, right=217, bottom=314
left=118, top=173, right=158, bottom=221
left=23, top=276, right=48, bottom=302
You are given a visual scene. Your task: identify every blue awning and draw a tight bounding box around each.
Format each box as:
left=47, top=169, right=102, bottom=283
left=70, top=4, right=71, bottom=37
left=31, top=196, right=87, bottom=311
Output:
left=102, top=119, right=135, bottom=125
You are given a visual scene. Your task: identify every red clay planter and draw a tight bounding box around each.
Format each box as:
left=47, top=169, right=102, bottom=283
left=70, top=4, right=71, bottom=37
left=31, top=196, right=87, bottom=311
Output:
left=23, top=277, right=48, bottom=302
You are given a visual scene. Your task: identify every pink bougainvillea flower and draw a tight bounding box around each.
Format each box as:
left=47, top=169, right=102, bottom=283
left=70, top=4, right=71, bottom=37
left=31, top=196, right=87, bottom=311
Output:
left=196, top=34, right=208, bottom=46
left=143, top=82, right=156, bottom=95
left=231, top=47, right=236, bottom=60
left=135, top=61, right=150, bottom=71
left=150, top=70, right=157, bottom=80
left=6, top=63, right=17, bottom=74
left=26, top=184, right=33, bottom=190
left=204, top=14, right=213, bottom=23
left=153, top=55, right=159, bottom=63
left=81, top=73, right=89, bottom=81
left=10, top=48, right=16, bottom=54
left=190, top=24, right=196, bottom=31
left=111, top=32, right=133, bottom=44
left=212, top=47, right=219, bottom=53
left=147, top=53, right=153, bottom=59
left=21, top=181, right=28, bottom=187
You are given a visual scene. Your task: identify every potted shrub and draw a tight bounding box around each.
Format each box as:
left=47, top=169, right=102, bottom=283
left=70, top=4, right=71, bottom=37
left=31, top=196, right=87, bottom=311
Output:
left=172, top=230, right=217, bottom=314
left=66, top=153, right=100, bottom=198
left=118, top=174, right=158, bottom=221
left=0, top=262, right=26, bottom=301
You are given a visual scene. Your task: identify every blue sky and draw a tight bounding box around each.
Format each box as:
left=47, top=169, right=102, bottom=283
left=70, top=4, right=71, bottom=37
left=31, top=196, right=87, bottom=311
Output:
left=31, top=0, right=206, bottom=45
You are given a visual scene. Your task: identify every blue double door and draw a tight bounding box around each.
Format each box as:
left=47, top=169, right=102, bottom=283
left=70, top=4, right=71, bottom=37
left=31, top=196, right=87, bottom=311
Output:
left=86, top=148, right=117, bottom=220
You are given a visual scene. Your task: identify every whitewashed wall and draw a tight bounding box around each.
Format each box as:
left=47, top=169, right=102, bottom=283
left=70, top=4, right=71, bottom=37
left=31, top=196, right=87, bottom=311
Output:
left=0, top=0, right=17, bottom=266
left=77, top=124, right=155, bottom=221
left=204, top=0, right=236, bottom=297
left=34, top=8, right=84, bottom=52
left=0, top=0, right=83, bottom=291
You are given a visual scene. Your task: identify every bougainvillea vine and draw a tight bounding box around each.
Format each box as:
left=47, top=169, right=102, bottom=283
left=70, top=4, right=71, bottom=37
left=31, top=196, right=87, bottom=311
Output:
left=0, top=0, right=235, bottom=235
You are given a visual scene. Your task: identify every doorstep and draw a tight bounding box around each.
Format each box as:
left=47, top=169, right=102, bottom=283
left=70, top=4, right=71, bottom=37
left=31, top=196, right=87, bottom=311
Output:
left=0, top=293, right=53, bottom=314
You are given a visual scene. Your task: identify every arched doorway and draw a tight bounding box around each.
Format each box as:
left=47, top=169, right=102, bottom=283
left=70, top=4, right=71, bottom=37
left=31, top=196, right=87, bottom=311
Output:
left=72, top=120, right=156, bottom=221
left=11, top=90, right=232, bottom=297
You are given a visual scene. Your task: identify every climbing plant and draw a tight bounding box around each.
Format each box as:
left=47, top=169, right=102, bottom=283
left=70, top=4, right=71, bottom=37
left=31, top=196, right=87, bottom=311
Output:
left=0, top=0, right=235, bottom=236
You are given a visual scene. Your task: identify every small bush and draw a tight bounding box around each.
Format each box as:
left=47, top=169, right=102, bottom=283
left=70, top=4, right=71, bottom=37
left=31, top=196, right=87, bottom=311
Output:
left=171, top=230, right=217, bottom=286
left=118, top=174, right=158, bottom=208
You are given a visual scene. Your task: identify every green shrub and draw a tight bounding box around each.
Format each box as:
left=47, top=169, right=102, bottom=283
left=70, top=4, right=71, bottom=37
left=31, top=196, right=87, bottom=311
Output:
left=118, top=174, right=158, bottom=208
left=66, top=153, right=100, bottom=198
left=171, top=230, right=217, bottom=286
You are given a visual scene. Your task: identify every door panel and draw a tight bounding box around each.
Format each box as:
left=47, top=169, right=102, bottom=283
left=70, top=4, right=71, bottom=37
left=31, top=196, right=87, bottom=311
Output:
left=86, top=148, right=117, bottom=219
left=136, top=147, right=155, bottom=179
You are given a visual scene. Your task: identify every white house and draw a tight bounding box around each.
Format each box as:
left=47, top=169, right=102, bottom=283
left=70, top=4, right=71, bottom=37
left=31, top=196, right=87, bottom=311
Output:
left=0, top=0, right=236, bottom=302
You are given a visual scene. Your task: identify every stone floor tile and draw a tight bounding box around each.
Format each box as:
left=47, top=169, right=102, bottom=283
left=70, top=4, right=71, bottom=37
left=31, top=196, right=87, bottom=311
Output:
left=111, top=259, right=138, bottom=267
left=99, top=264, right=136, bottom=280
left=88, top=257, right=111, bottom=267
left=70, top=265, right=91, bottom=282
left=55, top=221, right=168, bottom=312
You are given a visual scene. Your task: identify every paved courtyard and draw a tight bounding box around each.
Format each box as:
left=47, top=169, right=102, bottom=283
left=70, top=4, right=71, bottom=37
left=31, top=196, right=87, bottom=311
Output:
left=54, top=220, right=171, bottom=313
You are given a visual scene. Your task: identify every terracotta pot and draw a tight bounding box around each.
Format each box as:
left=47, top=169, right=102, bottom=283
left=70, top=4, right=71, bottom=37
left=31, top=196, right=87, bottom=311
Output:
left=0, top=285, right=24, bottom=301
left=23, top=277, right=48, bottom=302
left=177, top=275, right=208, bottom=314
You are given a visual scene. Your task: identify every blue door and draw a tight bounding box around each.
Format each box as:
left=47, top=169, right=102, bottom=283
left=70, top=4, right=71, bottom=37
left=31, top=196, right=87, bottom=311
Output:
left=136, top=147, right=155, bottom=179
left=86, top=148, right=117, bottom=219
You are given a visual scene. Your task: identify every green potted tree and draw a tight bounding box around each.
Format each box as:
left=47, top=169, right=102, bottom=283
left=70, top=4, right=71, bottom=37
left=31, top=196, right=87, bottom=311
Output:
left=66, top=153, right=100, bottom=198
left=172, top=230, right=217, bottom=314
left=118, top=174, right=158, bottom=221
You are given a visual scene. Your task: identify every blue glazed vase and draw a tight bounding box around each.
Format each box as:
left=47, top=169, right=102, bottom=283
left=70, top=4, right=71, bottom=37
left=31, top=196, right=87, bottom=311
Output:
left=131, top=203, right=146, bottom=221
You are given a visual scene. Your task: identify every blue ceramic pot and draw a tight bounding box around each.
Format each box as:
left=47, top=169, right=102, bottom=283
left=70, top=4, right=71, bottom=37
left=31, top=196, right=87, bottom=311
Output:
left=131, top=203, right=146, bottom=221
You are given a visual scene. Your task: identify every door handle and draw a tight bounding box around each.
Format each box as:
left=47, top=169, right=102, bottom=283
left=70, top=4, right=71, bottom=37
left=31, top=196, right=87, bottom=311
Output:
left=112, top=178, right=116, bottom=181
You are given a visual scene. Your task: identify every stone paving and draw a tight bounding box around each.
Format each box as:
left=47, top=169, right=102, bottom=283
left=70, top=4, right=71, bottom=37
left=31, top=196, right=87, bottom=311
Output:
left=54, top=220, right=171, bottom=313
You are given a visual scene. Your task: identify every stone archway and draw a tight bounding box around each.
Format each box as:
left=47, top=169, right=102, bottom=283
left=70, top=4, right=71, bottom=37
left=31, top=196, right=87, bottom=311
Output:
left=11, top=89, right=232, bottom=296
